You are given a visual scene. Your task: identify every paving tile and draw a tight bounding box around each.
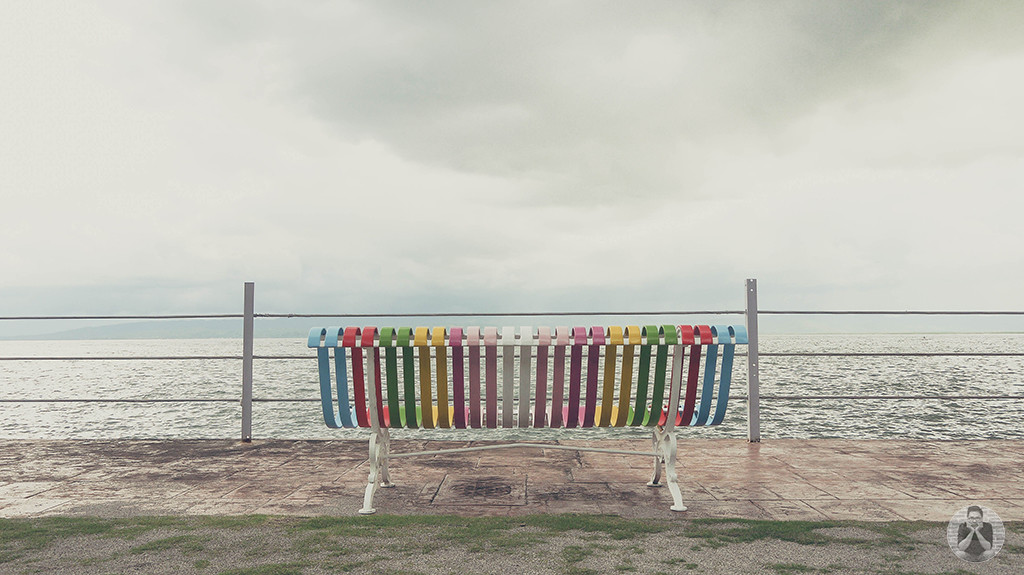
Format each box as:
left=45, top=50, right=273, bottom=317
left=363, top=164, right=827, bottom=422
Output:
left=222, top=482, right=307, bottom=500
left=568, top=467, right=650, bottom=484
left=884, top=482, right=963, bottom=500
left=433, top=472, right=527, bottom=506
left=283, top=482, right=365, bottom=501
left=804, top=499, right=907, bottom=521
left=530, top=481, right=616, bottom=503
left=764, top=481, right=837, bottom=500
left=641, top=480, right=716, bottom=501
left=0, top=497, right=71, bottom=517
left=56, top=480, right=195, bottom=500
left=186, top=480, right=251, bottom=499
left=182, top=500, right=270, bottom=515
left=940, top=484, right=1021, bottom=500
left=752, top=500, right=830, bottom=520
left=0, top=481, right=59, bottom=499
left=684, top=500, right=771, bottom=519
left=532, top=501, right=608, bottom=515
left=994, top=499, right=1024, bottom=521
left=61, top=498, right=194, bottom=517
left=697, top=481, right=783, bottom=501
left=872, top=499, right=982, bottom=522
left=802, top=481, right=911, bottom=501
left=521, top=468, right=573, bottom=483
left=438, top=505, right=515, bottom=517
left=253, top=501, right=335, bottom=515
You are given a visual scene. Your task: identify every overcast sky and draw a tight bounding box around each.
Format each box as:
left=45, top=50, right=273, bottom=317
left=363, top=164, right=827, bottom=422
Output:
left=2, top=1, right=1023, bottom=331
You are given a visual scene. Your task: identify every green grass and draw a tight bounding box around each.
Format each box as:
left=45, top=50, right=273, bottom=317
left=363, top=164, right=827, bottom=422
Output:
left=0, top=515, right=1019, bottom=574
left=0, top=516, right=187, bottom=551
left=0, top=515, right=270, bottom=548
left=561, top=545, right=593, bottom=563
left=870, top=570, right=974, bottom=575
left=129, top=534, right=206, bottom=555
left=214, top=565, right=307, bottom=575
left=0, top=515, right=271, bottom=565
left=614, top=557, right=638, bottom=571
left=683, top=518, right=937, bottom=551
left=292, top=513, right=669, bottom=554
left=202, top=515, right=272, bottom=529
left=294, top=513, right=667, bottom=541
left=767, top=563, right=826, bottom=575
left=1003, top=543, right=1024, bottom=554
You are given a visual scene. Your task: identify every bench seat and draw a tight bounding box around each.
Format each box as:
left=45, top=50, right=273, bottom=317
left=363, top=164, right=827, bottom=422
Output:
left=309, top=324, right=747, bottom=514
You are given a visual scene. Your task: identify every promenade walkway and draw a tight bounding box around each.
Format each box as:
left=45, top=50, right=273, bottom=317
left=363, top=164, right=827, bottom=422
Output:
left=1, top=438, right=1021, bottom=521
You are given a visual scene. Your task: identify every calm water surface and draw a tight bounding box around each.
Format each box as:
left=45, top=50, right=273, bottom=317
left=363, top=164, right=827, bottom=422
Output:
left=0, top=334, right=1021, bottom=440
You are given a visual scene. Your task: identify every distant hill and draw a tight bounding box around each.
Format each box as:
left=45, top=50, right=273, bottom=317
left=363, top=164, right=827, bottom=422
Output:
left=0, top=318, right=319, bottom=340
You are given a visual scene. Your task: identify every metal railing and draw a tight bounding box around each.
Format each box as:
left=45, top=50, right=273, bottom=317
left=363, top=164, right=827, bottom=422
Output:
left=2, top=279, right=1022, bottom=442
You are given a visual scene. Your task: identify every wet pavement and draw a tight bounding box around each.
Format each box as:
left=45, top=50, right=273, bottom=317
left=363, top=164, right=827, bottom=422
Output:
left=0, top=438, right=1021, bottom=521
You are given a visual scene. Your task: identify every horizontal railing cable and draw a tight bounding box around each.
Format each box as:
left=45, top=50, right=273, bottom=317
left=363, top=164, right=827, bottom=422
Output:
left=0, top=397, right=323, bottom=403
left=758, top=310, right=1024, bottom=315
left=737, top=395, right=1024, bottom=400
left=257, top=311, right=746, bottom=318
left=0, top=355, right=312, bottom=361
left=6, top=395, right=1023, bottom=404
left=0, top=314, right=243, bottom=321
left=267, top=310, right=1024, bottom=317
left=3, top=352, right=1022, bottom=362
left=0, top=398, right=239, bottom=403
left=3, top=310, right=1022, bottom=321
left=766, top=350, right=1011, bottom=357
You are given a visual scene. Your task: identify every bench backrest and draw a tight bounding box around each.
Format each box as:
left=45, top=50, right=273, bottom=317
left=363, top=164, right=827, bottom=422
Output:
left=308, top=324, right=747, bottom=432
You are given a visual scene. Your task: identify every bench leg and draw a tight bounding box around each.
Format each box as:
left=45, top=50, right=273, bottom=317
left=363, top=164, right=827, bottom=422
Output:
left=359, top=428, right=393, bottom=515
left=647, top=430, right=663, bottom=487
left=378, top=427, right=394, bottom=489
left=649, top=427, right=687, bottom=512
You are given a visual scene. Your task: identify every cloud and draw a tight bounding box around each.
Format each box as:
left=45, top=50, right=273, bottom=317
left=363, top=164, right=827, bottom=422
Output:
left=1, top=1, right=1023, bottom=323
left=143, top=2, right=992, bottom=206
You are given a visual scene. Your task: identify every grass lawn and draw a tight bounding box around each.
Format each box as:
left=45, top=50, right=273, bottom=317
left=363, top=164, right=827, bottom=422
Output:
left=1, top=515, right=1021, bottom=574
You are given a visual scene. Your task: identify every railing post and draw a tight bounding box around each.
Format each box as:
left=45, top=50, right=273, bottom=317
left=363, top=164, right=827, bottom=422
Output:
left=745, top=278, right=761, bottom=443
left=241, top=281, right=255, bottom=442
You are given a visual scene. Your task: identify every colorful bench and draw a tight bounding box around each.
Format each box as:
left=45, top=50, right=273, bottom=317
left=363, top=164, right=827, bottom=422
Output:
left=308, top=324, right=747, bottom=514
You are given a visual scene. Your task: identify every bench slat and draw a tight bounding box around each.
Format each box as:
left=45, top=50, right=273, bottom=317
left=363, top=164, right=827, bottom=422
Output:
left=583, top=326, right=602, bottom=427
left=451, top=327, right=466, bottom=429
left=550, top=326, right=569, bottom=427
left=381, top=328, right=400, bottom=427
left=693, top=325, right=717, bottom=426
left=677, top=331, right=702, bottom=427
left=534, top=327, right=551, bottom=427
left=599, top=327, right=620, bottom=427
left=615, top=326, right=640, bottom=427
left=711, top=325, right=735, bottom=426
left=502, top=326, right=515, bottom=428
left=348, top=327, right=369, bottom=428
left=467, top=327, right=482, bottom=428
left=432, top=327, right=450, bottom=428
left=398, top=328, right=417, bottom=428
left=484, top=327, right=498, bottom=428
left=518, top=326, right=533, bottom=428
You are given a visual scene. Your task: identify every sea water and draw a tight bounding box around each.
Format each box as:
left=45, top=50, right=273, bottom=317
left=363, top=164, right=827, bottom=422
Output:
left=0, top=334, right=1021, bottom=440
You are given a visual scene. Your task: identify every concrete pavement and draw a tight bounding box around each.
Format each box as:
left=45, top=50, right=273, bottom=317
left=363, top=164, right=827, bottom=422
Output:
left=1, top=438, right=1021, bottom=521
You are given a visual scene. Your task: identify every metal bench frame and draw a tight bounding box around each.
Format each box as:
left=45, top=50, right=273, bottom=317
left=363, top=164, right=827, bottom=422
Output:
left=309, top=324, right=747, bottom=514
